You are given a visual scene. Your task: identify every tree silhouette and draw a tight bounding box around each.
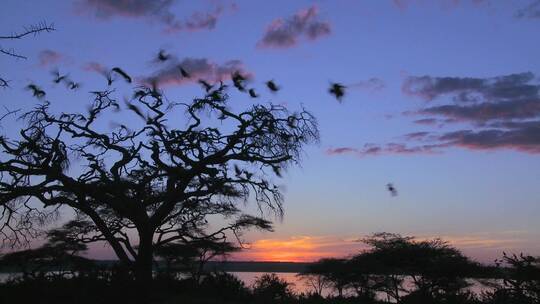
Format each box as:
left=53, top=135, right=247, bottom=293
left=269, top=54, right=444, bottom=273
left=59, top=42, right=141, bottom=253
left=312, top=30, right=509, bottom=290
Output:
left=0, top=22, right=55, bottom=88
left=154, top=239, right=239, bottom=282
left=356, top=232, right=478, bottom=303
left=0, top=81, right=319, bottom=287
left=252, top=273, right=295, bottom=303
left=301, top=258, right=351, bottom=297
left=0, top=220, right=91, bottom=280
left=484, top=252, right=540, bottom=304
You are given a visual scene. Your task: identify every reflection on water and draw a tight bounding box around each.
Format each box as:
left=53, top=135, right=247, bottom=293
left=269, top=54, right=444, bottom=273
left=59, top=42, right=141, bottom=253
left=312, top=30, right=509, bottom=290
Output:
left=230, top=272, right=498, bottom=298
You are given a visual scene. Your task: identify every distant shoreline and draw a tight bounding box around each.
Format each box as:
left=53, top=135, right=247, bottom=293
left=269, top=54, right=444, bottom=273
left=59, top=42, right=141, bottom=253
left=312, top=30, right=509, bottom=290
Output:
left=0, top=260, right=311, bottom=274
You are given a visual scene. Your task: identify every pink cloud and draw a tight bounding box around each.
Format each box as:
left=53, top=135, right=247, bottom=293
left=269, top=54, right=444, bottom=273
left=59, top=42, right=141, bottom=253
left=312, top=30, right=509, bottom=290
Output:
left=38, top=50, right=64, bottom=67
left=257, top=5, right=331, bottom=49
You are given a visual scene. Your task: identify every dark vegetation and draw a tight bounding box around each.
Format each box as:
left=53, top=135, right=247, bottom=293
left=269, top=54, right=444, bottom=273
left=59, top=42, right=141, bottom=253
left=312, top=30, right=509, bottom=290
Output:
left=1, top=231, right=539, bottom=303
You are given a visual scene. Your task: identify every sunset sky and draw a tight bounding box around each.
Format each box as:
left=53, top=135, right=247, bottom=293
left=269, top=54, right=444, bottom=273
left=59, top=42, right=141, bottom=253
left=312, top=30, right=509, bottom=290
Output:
left=1, top=0, right=540, bottom=263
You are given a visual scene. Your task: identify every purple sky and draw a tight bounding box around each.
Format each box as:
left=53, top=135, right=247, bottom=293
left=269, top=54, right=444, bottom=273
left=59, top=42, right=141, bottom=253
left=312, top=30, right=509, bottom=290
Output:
left=1, top=0, right=540, bottom=263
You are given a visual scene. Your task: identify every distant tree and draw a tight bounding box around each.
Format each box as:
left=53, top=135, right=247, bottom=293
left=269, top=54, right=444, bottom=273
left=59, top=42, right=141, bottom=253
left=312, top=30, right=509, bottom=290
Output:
left=252, top=273, right=295, bottom=303
left=199, top=271, right=250, bottom=302
left=154, top=239, right=239, bottom=282
left=357, top=232, right=478, bottom=303
left=347, top=253, right=382, bottom=300
left=483, top=252, right=540, bottom=304
left=0, top=80, right=319, bottom=288
left=297, top=272, right=331, bottom=297
left=0, top=22, right=55, bottom=88
left=0, top=220, right=91, bottom=280
left=302, top=258, right=351, bottom=297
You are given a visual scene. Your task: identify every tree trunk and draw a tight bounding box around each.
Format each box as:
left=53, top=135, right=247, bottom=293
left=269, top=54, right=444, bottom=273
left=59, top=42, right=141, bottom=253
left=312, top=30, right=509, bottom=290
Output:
left=134, top=229, right=154, bottom=293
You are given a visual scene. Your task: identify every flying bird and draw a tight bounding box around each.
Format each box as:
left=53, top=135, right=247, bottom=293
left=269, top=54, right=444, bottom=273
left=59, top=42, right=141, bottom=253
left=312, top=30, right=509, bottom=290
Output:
left=103, top=72, right=113, bottom=86
left=179, top=66, right=190, bottom=78
left=157, top=49, right=170, bottom=62
left=67, top=81, right=80, bottom=90
left=387, top=183, right=398, bottom=197
left=125, top=102, right=145, bottom=120
left=329, top=83, right=346, bottom=102
left=198, top=79, right=213, bottom=92
left=248, top=88, right=259, bottom=98
left=26, top=84, right=46, bottom=99
left=266, top=80, right=280, bottom=92
left=51, top=69, right=68, bottom=84
left=232, top=71, right=247, bottom=92
left=111, top=67, right=132, bottom=83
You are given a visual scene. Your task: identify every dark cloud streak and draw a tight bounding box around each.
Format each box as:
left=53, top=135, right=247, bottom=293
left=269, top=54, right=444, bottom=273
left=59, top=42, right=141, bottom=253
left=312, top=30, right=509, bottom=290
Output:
left=76, top=0, right=228, bottom=33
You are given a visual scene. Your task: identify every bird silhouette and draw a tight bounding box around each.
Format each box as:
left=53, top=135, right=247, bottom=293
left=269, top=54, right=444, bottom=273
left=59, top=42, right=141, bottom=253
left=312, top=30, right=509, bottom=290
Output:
left=266, top=80, right=280, bottom=92
left=67, top=81, right=80, bottom=90
left=232, top=71, right=247, bottom=92
left=329, top=83, right=346, bottom=102
left=198, top=79, right=213, bottom=92
left=179, top=66, right=190, bottom=78
left=103, top=72, right=113, bottom=86
left=387, top=183, right=398, bottom=197
left=248, top=88, right=259, bottom=98
left=157, top=49, right=170, bottom=62
left=51, top=69, right=68, bottom=84
left=26, top=84, right=46, bottom=99
left=125, top=102, right=146, bottom=120
left=111, top=67, right=132, bottom=83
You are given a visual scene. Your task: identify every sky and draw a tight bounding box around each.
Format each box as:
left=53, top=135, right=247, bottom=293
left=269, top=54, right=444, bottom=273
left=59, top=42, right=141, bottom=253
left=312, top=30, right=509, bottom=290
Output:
left=1, top=0, right=540, bottom=264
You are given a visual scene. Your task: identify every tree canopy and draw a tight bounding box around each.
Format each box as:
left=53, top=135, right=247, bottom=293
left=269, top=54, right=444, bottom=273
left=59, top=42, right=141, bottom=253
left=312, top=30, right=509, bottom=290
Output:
left=0, top=78, right=319, bottom=284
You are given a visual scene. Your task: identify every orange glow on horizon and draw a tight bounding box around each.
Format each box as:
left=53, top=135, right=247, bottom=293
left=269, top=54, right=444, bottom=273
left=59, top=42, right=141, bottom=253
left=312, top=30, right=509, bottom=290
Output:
left=232, top=236, right=363, bottom=262
left=230, top=232, right=535, bottom=263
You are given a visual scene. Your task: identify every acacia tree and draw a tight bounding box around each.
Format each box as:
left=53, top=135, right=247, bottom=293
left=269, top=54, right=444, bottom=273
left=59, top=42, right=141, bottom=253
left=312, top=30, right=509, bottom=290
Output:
left=154, top=238, right=239, bottom=282
left=1, top=22, right=55, bottom=88
left=0, top=81, right=319, bottom=285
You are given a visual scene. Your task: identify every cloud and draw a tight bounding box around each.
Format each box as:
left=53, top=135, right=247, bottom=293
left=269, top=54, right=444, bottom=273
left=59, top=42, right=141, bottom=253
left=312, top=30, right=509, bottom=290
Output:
left=257, top=5, right=331, bottom=49
left=328, top=121, right=540, bottom=156
left=143, top=56, right=252, bottom=86
left=413, top=118, right=439, bottom=125
left=75, top=0, right=229, bottom=33
left=438, top=123, right=540, bottom=153
left=349, top=78, right=386, bottom=92
left=38, top=50, right=64, bottom=67
left=402, top=72, right=538, bottom=102
left=393, top=0, right=489, bottom=11
left=515, top=0, right=540, bottom=19
left=325, top=72, right=540, bottom=156
left=326, top=143, right=443, bottom=157
left=83, top=61, right=108, bottom=74
left=403, top=131, right=431, bottom=140
left=419, top=99, right=540, bottom=123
